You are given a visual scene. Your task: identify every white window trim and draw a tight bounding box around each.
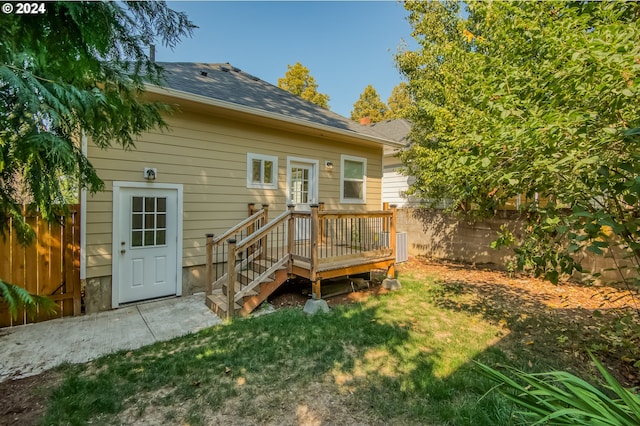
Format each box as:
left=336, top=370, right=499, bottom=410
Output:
left=340, top=154, right=367, bottom=204
left=247, top=153, right=278, bottom=189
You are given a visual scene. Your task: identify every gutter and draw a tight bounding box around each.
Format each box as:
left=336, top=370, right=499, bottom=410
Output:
left=144, top=84, right=404, bottom=149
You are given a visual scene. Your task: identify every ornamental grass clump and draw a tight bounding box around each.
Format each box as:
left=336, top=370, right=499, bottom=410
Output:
left=476, top=354, right=640, bottom=425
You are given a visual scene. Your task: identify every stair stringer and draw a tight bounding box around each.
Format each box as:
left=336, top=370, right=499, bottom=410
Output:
left=239, top=268, right=289, bottom=317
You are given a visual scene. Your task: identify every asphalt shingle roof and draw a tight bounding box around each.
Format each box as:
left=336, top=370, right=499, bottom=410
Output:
left=155, top=62, right=401, bottom=144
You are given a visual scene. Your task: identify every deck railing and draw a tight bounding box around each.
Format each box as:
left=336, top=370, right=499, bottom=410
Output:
left=206, top=203, right=397, bottom=317
left=290, top=205, right=396, bottom=263
left=205, top=204, right=269, bottom=295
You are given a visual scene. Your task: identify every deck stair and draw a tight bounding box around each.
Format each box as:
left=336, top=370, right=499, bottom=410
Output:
left=205, top=257, right=289, bottom=317
left=205, top=203, right=398, bottom=318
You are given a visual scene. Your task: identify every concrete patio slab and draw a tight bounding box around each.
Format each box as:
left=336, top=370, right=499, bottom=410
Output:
left=0, top=293, right=221, bottom=383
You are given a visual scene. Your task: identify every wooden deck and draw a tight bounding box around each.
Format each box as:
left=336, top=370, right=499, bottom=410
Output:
left=205, top=203, right=398, bottom=317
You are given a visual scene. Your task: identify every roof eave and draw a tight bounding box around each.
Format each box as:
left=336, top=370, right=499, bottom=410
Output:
left=145, top=84, right=404, bottom=149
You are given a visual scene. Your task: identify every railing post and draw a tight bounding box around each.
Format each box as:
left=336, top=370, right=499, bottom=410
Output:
left=318, top=202, right=325, bottom=244
left=206, top=234, right=214, bottom=301
left=383, top=202, right=390, bottom=233
left=310, top=204, right=321, bottom=299
left=287, top=204, right=295, bottom=274
left=388, top=204, right=397, bottom=279
left=260, top=204, right=269, bottom=259
left=225, top=238, right=236, bottom=319
left=247, top=203, right=256, bottom=236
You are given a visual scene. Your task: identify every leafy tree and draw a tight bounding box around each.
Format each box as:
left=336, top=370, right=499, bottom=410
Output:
left=397, top=1, right=640, bottom=285
left=277, top=62, right=330, bottom=109
left=0, top=1, right=194, bottom=315
left=386, top=82, right=411, bottom=119
left=351, top=84, right=388, bottom=123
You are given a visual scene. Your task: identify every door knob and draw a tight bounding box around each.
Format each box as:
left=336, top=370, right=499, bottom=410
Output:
left=120, top=249, right=126, bottom=254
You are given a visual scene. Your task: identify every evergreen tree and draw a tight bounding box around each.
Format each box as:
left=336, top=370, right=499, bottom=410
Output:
left=351, top=85, right=388, bottom=123
left=277, top=62, right=330, bottom=109
left=386, top=82, right=411, bottom=119
left=0, top=1, right=194, bottom=315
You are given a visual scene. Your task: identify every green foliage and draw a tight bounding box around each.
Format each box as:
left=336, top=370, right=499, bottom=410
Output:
left=397, top=1, right=640, bottom=284
left=0, top=1, right=194, bottom=245
left=477, top=354, right=640, bottom=425
left=0, top=1, right=194, bottom=312
left=0, top=279, right=58, bottom=320
left=350, top=84, right=389, bottom=123
left=277, top=62, right=330, bottom=109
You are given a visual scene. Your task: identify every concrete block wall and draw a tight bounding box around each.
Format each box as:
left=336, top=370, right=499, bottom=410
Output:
left=397, top=208, right=636, bottom=285
left=397, top=208, right=520, bottom=268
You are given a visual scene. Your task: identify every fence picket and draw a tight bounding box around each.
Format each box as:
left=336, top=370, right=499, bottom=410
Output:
left=0, top=205, right=81, bottom=327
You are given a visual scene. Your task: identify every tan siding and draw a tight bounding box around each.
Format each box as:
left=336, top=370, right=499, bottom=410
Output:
left=85, top=110, right=384, bottom=278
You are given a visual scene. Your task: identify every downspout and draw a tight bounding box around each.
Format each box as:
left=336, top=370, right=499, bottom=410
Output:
left=80, top=131, right=87, bottom=281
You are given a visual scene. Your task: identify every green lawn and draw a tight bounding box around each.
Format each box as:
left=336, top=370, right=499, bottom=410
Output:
left=40, top=270, right=605, bottom=425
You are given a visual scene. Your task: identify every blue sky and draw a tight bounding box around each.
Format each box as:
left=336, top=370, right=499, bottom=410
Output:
left=156, top=1, right=417, bottom=118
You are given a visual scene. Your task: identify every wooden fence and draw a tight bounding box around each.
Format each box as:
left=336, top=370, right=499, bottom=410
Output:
left=0, top=205, right=81, bottom=327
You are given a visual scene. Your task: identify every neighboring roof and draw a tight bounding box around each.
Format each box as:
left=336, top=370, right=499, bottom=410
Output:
left=369, top=118, right=412, bottom=156
left=151, top=62, right=402, bottom=147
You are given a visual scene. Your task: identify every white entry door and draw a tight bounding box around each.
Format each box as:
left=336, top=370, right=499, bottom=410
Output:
left=287, top=158, right=318, bottom=240
left=115, top=187, right=179, bottom=304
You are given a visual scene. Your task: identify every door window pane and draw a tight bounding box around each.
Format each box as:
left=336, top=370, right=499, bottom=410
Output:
left=131, top=196, right=168, bottom=247
left=290, top=166, right=311, bottom=204
left=157, top=214, right=166, bottom=229
left=132, top=231, right=143, bottom=247
left=132, top=197, right=143, bottom=212
left=145, top=213, right=155, bottom=229
left=144, top=230, right=155, bottom=246
left=156, top=230, right=166, bottom=245
left=132, top=214, right=143, bottom=230
left=145, top=197, right=155, bottom=211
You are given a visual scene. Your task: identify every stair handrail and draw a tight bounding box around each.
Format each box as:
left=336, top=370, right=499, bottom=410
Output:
left=212, top=207, right=265, bottom=246
left=235, top=209, right=291, bottom=253
left=226, top=208, right=291, bottom=317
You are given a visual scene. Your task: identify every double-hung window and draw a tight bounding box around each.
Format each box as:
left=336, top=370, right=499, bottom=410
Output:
left=247, top=153, right=278, bottom=189
left=340, top=155, right=366, bottom=203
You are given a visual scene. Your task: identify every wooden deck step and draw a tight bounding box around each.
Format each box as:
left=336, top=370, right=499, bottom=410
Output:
left=206, top=290, right=242, bottom=317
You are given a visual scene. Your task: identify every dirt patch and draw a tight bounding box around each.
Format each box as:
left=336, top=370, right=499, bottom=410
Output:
left=0, top=370, right=63, bottom=426
left=401, top=257, right=640, bottom=386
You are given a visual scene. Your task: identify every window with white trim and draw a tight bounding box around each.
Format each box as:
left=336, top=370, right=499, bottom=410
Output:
left=340, top=155, right=366, bottom=203
left=247, top=153, right=278, bottom=189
